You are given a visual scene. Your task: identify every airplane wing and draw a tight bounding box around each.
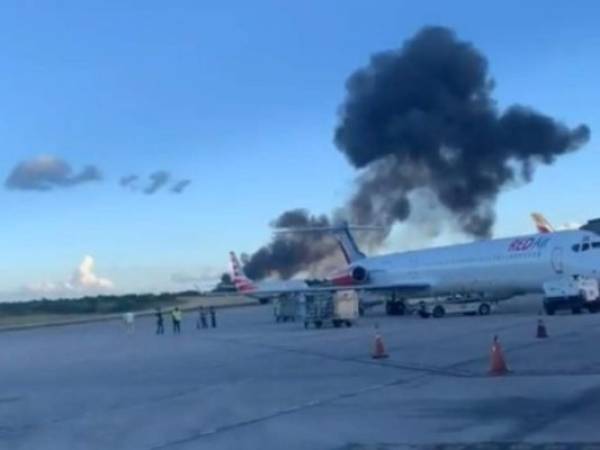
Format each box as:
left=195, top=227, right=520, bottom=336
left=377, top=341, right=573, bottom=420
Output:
left=251, top=281, right=431, bottom=296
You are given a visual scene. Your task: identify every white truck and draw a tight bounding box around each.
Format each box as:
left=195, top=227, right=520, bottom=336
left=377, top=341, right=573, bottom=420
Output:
left=543, top=276, right=600, bottom=315
left=414, top=295, right=496, bottom=319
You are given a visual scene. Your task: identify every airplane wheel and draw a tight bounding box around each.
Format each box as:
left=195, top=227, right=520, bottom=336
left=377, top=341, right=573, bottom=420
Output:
left=544, top=305, right=555, bottom=316
left=315, top=320, right=323, bottom=328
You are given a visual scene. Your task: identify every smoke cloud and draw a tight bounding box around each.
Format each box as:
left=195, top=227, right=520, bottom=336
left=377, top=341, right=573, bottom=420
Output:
left=243, top=209, right=343, bottom=280
left=335, top=26, right=589, bottom=237
left=244, top=26, right=591, bottom=280
left=5, top=156, right=102, bottom=191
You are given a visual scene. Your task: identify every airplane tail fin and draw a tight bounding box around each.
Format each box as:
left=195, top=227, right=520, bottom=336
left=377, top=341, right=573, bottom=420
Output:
left=229, top=251, right=256, bottom=293
left=333, top=225, right=366, bottom=263
left=275, top=223, right=381, bottom=264
left=531, top=213, right=554, bottom=234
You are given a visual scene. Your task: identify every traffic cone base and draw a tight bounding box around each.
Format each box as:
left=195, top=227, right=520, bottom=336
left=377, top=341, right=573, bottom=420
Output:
left=488, top=336, right=510, bottom=376
left=372, top=333, right=389, bottom=359
left=536, top=319, right=548, bottom=339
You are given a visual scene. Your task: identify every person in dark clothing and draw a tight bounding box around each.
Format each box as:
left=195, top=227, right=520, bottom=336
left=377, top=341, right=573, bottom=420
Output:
left=155, top=307, right=164, bottom=335
left=209, top=306, right=216, bottom=328
left=197, top=307, right=208, bottom=329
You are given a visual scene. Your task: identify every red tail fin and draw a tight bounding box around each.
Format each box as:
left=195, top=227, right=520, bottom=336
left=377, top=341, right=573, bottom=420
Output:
left=531, top=213, right=554, bottom=234
left=229, top=251, right=256, bottom=293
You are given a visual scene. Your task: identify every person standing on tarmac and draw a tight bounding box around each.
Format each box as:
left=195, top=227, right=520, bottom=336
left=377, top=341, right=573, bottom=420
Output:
left=209, top=306, right=217, bottom=328
left=155, top=307, right=164, bottom=335
left=172, top=307, right=182, bottom=334
left=197, top=307, right=208, bottom=329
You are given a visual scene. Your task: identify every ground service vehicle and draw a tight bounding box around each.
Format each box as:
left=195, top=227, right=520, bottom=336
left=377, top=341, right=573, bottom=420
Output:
left=415, top=296, right=496, bottom=318
left=273, top=295, right=298, bottom=322
left=300, top=291, right=359, bottom=329
left=543, top=276, right=600, bottom=315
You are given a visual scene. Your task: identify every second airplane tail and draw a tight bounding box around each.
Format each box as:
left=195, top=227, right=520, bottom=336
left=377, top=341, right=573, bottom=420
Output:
left=229, top=251, right=256, bottom=293
left=531, top=213, right=554, bottom=234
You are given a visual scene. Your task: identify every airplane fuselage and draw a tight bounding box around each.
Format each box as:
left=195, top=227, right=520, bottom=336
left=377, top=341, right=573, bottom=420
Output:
left=342, top=230, right=600, bottom=299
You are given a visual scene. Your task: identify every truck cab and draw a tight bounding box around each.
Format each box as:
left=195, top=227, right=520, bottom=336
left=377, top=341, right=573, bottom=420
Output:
left=543, top=275, right=600, bottom=315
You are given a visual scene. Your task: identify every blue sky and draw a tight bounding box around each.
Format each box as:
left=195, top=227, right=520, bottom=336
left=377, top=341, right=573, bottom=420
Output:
left=0, top=0, right=598, bottom=299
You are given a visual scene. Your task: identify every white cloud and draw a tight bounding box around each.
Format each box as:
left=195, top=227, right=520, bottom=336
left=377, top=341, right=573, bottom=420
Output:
left=71, top=256, right=114, bottom=290
left=22, top=256, right=114, bottom=298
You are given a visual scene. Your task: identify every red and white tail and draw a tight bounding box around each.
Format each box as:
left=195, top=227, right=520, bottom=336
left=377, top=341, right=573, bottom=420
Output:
left=531, top=213, right=554, bottom=234
left=229, top=251, right=256, bottom=293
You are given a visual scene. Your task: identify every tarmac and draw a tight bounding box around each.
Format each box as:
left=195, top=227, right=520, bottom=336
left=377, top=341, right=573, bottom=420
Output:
left=1, top=296, right=600, bottom=449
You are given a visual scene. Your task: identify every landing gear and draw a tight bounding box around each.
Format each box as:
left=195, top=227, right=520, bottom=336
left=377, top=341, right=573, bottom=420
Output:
left=385, top=293, right=406, bottom=316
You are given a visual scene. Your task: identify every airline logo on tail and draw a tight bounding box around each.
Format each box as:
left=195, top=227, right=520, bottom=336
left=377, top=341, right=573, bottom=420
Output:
left=229, top=251, right=256, bottom=293
left=531, top=213, right=554, bottom=234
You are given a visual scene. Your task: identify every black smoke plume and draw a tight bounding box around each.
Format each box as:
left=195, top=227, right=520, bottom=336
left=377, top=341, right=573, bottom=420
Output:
left=244, top=26, right=590, bottom=280
left=335, top=26, right=589, bottom=237
left=243, top=209, right=342, bottom=280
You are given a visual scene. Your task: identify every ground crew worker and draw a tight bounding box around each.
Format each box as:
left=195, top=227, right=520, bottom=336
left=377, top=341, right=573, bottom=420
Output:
left=123, top=312, right=135, bottom=334
left=209, top=306, right=216, bottom=328
left=155, top=307, right=164, bottom=335
left=172, top=307, right=182, bottom=334
left=197, top=307, right=208, bottom=329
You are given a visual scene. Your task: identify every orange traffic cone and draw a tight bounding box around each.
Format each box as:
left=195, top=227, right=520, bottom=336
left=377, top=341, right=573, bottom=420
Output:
left=488, top=335, right=509, bottom=375
left=372, top=327, right=389, bottom=359
left=536, top=319, right=548, bottom=338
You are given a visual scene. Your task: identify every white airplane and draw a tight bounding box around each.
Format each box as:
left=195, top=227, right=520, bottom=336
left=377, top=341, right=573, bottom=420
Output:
left=275, top=222, right=600, bottom=314
left=229, top=251, right=309, bottom=303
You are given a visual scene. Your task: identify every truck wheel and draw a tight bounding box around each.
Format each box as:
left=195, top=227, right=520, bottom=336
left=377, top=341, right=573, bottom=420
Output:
left=478, top=303, right=491, bottom=316
left=589, top=304, right=600, bottom=314
left=345, top=321, right=352, bottom=327
left=315, top=320, right=323, bottom=328
left=396, top=301, right=406, bottom=315
left=572, top=307, right=582, bottom=315
left=432, top=306, right=445, bottom=318
left=544, top=305, right=555, bottom=316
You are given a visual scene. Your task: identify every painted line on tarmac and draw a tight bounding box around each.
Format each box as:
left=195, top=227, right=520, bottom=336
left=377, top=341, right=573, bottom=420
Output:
left=149, top=376, right=420, bottom=450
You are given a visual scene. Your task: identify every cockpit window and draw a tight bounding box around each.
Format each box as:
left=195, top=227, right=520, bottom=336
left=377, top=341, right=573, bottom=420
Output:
left=582, top=243, right=590, bottom=251
left=572, top=244, right=580, bottom=252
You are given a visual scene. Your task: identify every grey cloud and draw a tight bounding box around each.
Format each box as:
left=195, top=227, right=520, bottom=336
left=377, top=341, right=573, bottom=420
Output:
left=120, top=175, right=139, bottom=189
left=5, top=156, right=102, bottom=191
left=170, top=179, right=192, bottom=194
left=143, top=171, right=170, bottom=195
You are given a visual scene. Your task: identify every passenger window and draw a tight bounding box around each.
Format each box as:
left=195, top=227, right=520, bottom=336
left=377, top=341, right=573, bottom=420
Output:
left=582, top=243, right=590, bottom=251
left=572, top=244, right=580, bottom=252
